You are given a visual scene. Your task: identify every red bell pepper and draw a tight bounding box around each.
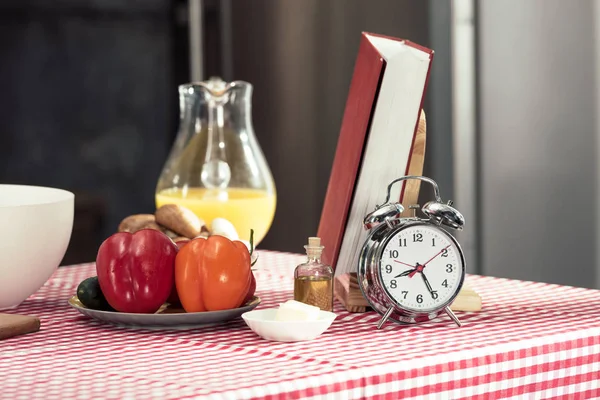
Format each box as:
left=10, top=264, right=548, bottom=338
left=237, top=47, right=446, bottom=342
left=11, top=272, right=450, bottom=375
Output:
left=242, top=270, right=256, bottom=305
left=96, top=229, right=177, bottom=313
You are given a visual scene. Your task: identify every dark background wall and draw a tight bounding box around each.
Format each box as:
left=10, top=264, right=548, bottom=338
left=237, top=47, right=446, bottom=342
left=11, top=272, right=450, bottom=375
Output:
left=0, top=0, right=433, bottom=263
left=227, top=0, right=431, bottom=254
left=0, top=0, right=187, bottom=264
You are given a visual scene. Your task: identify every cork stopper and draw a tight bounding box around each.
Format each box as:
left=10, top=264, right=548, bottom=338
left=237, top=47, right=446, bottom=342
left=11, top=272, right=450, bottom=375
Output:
left=308, top=237, right=321, bottom=247
left=305, top=236, right=324, bottom=259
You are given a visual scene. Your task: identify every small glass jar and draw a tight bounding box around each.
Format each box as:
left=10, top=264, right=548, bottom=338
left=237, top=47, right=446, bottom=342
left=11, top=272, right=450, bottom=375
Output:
left=293, top=237, right=334, bottom=311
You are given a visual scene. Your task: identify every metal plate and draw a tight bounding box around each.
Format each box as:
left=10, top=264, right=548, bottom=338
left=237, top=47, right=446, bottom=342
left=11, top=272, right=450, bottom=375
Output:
left=68, top=295, right=261, bottom=329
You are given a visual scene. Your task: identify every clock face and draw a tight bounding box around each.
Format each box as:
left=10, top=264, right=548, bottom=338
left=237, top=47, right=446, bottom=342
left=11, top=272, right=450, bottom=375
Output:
left=378, top=224, right=464, bottom=312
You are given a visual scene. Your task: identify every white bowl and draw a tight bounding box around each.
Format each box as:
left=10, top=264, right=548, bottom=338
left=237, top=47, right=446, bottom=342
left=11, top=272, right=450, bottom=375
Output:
left=0, top=185, right=74, bottom=309
left=242, top=308, right=337, bottom=342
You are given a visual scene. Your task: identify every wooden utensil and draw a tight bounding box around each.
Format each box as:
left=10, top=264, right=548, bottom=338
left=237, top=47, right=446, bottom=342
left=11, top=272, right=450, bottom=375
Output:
left=0, top=313, right=40, bottom=340
left=334, top=273, right=370, bottom=312
left=400, top=109, right=427, bottom=218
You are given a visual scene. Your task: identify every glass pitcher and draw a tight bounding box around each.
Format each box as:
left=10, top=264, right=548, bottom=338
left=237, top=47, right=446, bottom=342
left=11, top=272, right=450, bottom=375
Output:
left=155, top=77, right=276, bottom=245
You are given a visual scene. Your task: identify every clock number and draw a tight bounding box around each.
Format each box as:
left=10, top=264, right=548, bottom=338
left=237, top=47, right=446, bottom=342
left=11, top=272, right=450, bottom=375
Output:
left=398, top=238, right=407, bottom=247
left=390, top=249, right=399, bottom=258
left=442, top=279, right=448, bottom=288
left=441, top=248, right=448, bottom=257
left=385, top=265, right=392, bottom=274
left=432, top=238, right=436, bottom=246
left=390, top=280, right=397, bottom=289
left=401, top=291, right=408, bottom=299
left=431, top=291, right=438, bottom=299
left=416, top=294, right=423, bottom=303
left=446, top=264, right=453, bottom=273
left=413, top=233, right=423, bottom=243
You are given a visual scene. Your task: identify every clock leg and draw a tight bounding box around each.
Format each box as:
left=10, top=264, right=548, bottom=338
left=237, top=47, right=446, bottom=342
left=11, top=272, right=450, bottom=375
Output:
left=444, top=307, right=462, bottom=327
left=377, top=307, right=394, bottom=329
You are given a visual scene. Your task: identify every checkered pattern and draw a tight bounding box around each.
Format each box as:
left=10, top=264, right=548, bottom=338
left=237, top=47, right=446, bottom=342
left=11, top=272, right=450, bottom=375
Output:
left=2, top=250, right=600, bottom=399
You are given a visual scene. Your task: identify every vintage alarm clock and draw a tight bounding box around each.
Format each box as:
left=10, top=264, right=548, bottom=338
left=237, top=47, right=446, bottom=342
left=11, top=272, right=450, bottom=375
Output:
left=357, top=175, right=466, bottom=329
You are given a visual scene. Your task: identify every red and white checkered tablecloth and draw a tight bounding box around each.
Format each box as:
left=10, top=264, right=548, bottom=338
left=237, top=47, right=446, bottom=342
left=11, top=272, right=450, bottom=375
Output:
left=2, top=250, right=600, bottom=399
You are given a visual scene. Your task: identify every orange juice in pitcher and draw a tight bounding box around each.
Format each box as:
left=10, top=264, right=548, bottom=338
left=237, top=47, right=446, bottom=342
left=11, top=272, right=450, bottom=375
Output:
left=155, top=77, right=276, bottom=245
left=155, top=187, right=275, bottom=244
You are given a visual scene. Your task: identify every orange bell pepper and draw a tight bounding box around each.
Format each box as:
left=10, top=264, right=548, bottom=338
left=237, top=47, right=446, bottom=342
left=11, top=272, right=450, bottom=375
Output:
left=175, top=235, right=251, bottom=312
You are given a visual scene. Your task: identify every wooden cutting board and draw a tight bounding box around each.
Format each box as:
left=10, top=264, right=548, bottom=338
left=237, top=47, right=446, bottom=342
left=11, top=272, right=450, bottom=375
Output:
left=334, top=273, right=482, bottom=313
left=400, top=109, right=427, bottom=218
left=0, top=313, right=40, bottom=340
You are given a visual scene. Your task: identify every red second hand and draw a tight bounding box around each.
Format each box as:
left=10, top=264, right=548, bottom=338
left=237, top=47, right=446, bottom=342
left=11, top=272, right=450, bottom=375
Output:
left=393, top=260, right=415, bottom=268
left=408, top=245, right=451, bottom=278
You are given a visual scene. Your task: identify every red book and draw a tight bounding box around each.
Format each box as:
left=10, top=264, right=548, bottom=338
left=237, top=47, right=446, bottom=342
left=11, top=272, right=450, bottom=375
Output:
left=317, top=32, right=434, bottom=274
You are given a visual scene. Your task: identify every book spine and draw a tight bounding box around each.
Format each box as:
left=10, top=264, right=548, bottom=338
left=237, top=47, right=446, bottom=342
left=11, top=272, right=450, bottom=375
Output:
left=316, top=35, right=385, bottom=270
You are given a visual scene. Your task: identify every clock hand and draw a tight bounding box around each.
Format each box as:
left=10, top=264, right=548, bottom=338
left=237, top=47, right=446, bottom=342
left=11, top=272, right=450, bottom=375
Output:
left=408, top=245, right=451, bottom=278
left=423, top=245, right=451, bottom=267
left=393, top=269, right=414, bottom=278
left=393, top=260, right=415, bottom=268
left=408, top=263, right=425, bottom=278
left=421, top=272, right=436, bottom=298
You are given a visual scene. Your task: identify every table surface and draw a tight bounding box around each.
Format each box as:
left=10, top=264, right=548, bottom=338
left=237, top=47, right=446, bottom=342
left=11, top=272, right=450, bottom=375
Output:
left=2, top=250, right=600, bottom=400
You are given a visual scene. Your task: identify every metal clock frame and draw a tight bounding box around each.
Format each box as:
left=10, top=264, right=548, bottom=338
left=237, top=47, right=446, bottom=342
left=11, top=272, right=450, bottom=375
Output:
left=357, top=175, right=467, bottom=329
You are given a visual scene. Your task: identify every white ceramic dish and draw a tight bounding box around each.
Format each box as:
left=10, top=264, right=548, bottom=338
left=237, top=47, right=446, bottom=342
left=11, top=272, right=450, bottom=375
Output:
left=0, top=185, right=74, bottom=309
left=242, top=308, right=337, bottom=342
left=69, top=295, right=261, bottom=329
